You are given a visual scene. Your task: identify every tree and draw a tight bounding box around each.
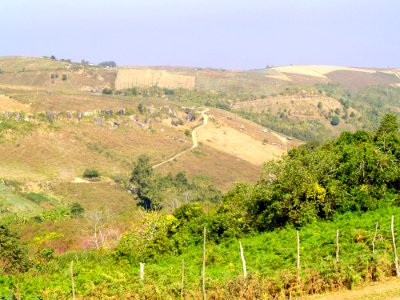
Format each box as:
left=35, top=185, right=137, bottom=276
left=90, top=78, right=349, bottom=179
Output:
left=375, top=114, right=400, bottom=154
left=131, top=155, right=153, bottom=185
left=131, top=155, right=154, bottom=209
left=377, top=113, right=399, bottom=135
left=0, top=225, right=31, bottom=273
left=50, top=55, right=56, bottom=60
left=86, top=210, right=119, bottom=250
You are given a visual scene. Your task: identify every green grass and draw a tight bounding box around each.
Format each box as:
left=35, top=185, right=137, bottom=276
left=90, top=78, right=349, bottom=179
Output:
left=3, top=206, right=400, bottom=298
left=0, top=183, right=41, bottom=215
left=22, top=192, right=51, bottom=204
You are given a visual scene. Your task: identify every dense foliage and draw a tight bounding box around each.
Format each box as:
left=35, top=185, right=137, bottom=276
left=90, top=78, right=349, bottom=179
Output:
left=0, top=225, right=30, bottom=274
left=223, top=113, right=399, bottom=230
left=130, top=155, right=222, bottom=210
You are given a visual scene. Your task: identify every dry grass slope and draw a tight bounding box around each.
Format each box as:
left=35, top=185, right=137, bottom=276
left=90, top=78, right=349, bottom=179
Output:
left=115, top=68, right=196, bottom=90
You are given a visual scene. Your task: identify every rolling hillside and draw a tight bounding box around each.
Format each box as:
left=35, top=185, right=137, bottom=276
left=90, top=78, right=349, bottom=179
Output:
left=0, top=55, right=399, bottom=253
left=0, top=56, right=399, bottom=299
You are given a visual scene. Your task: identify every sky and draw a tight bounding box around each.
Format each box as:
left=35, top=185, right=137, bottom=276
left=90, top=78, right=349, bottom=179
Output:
left=0, top=0, right=399, bottom=69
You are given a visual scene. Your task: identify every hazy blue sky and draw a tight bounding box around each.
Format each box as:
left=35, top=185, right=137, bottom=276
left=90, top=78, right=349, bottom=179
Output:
left=0, top=0, right=399, bottom=69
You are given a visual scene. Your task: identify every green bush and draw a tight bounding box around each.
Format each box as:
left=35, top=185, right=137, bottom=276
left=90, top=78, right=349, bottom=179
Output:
left=70, top=203, right=84, bottom=217
left=102, top=87, right=113, bottom=95
left=0, top=225, right=31, bottom=273
left=184, top=129, right=191, bottom=137
left=331, top=116, right=340, bottom=126
left=83, top=168, right=100, bottom=179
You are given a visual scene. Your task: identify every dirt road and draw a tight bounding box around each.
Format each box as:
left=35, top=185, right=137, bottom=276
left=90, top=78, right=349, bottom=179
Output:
left=152, top=108, right=209, bottom=169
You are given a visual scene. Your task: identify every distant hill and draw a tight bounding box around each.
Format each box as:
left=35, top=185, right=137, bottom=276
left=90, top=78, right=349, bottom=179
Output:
left=1, top=56, right=399, bottom=143
left=0, top=56, right=298, bottom=191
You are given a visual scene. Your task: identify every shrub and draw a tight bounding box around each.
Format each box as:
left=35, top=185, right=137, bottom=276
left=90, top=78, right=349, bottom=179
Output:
left=70, top=203, right=85, bottom=217
left=331, top=116, right=340, bottom=126
left=184, top=129, right=191, bottom=137
left=102, top=87, right=113, bottom=95
left=138, top=103, right=144, bottom=114
left=83, top=168, right=100, bottom=179
left=61, top=74, right=67, bottom=81
left=126, top=87, right=137, bottom=96
left=163, top=88, right=175, bottom=95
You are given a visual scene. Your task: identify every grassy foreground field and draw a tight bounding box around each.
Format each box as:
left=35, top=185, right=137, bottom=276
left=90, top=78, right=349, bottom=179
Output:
left=2, top=206, right=400, bottom=299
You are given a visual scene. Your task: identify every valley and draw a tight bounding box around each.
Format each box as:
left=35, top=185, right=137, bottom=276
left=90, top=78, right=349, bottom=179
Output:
left=0, top=56, right=399, bottom=299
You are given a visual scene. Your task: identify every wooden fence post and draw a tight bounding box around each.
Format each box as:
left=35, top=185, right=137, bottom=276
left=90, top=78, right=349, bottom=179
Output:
left=336, top=229, right=340, bottom=264
left=372, top=222, right=378, bottom=255
left=181, top=258, right=185, bottom=298
left=70, top=261, right=76, bottom=300
left=391, top=216, right=400, bottom=277
left=239, top=241, right=247, bottom=280
left=202, top=226, right=207, bottom=300
left=297, top=230, right=300, bottom=283
left=140, top=262, right=145, bottom=281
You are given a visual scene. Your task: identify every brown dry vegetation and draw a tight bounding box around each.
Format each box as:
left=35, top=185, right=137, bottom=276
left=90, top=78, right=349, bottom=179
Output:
left=0, top=94, right=31, bottom=112
left=0, top=56, right=115, bottom=91
left=209, top=108, right=299, bottom=147
left=197, top=110, right=289, bottom=165
left=116, top=68, right=196, bottom=90
left=326, top=70, right=400, bottom=89
left=0, top=119, right=190, bottom=181
left=0, top=56, right=69, bottom=72
left=3, top=56, right=396, bottom=192
left=4, top=90, right=140, bottom=113
left=157, top=144, right=262, bottom=191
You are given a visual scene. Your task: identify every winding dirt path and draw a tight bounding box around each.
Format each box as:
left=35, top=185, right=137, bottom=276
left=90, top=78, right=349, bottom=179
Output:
left=152, top=108, right=209, bottom=169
